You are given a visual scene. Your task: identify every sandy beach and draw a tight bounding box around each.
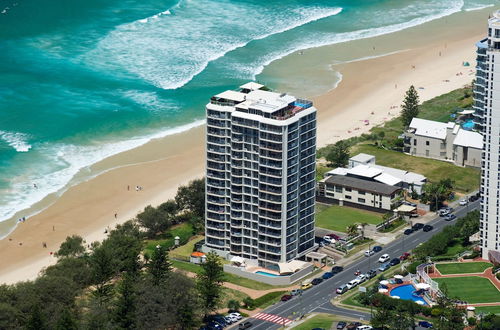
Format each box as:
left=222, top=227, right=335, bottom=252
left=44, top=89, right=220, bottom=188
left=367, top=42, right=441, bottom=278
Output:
left=0, top=8, right=492, bottom=284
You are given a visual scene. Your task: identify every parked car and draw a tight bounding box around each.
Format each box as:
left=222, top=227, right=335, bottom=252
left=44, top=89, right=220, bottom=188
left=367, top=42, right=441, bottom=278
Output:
left=400, top=252, right=410, bottom=260
left=366, top=269, right=377, bottom=279
left=356, top=326, right=373, bottom=330
left=326, top=233, right=342, bottom=241
left=378, top=263, right=391, bottom=272
left=404, top=228, right=414, bottom=235
left=403, top=201, right=417, bottom=207
left=312, top=278, right=323, bottom=285
left=444, top=214, right=457, bottom=221
left=418, top=320, right=433, bottom=328
left=356, top=274, right=367, bottom=283
left=459, top=199, right=468, bottom=206
left=364, top=249, right=375, bottom=257
left=224, top=316, right=234, bottom=324
left=281, top=294, right=292, bottom=301
left=412, top=223, right=424, bottom=231
left=438, top=208, right=450, bottom=216
left=336, top=285, right=348, bottom=294
left=332, top=266, right=344, bottom=274
left=378, top=254, right=390, bottom=263
left=238, top=321, right=253, bottom=329
left=390, top=258, right=401, bottom=266
left=227, top=315, right=239, bottom=323
left=301, top=283, right=313, bottom=290
left=290, top=289, right=303, bottom=296
left=323, top=235, right=335, bottom=244
left=346, top=322, right=362, bottom=330
left=337, top=321, right=347, bottom=329
left=372, top=246, right=383, bottom=252
left=410, top=212, right=419, bottom=218
left=322, top=272, right=334, bottom=280
left=229, top=312, right=242, bottom=320
left=346, top=279, right=360, bottom=289
left=207, top=321, right=223, bottom=330
left=423, top=224, right=434, bottom=232
left=470, top=195, right=479, bottom=202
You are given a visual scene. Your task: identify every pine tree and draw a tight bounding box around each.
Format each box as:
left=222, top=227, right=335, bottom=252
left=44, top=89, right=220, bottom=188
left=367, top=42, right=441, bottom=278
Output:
left=401, top=85, right=420, bottom=127
left=56, top=308, right=78, bottom=330
left=146, top=244, right=172, bottom=286
left=25, top=305, right=47, bottom=330
left=325, top=140, right=350, bottom=168
left=196, top=252, right=225, bottom=316
left=114, top=272, right=137, bottom=329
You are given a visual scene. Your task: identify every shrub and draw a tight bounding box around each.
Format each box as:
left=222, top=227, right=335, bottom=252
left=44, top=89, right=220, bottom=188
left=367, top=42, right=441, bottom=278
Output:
left=468, top=317, right=477, bottom=326
left=431, top=308, right=443, bottom=317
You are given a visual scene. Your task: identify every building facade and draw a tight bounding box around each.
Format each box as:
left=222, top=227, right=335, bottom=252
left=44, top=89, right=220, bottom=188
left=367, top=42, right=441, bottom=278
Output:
left=476, top=13, right=500, bottom=259
left=205, top=82, right=317, bottom=268
left=404, top=118, right=483, bottom=168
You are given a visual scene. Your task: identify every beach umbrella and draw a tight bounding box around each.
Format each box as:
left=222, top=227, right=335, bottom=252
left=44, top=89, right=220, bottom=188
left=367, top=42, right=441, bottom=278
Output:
left=416, top=300, right=425, bottom=305
left=394, top=275, right=404, bottom=279
left=391, top=295, right=400, bottom=299
left=378, top=288, right=388, bottom=293
left=379, top=280, right=389, bottom=285
left=416, top=283, right=430, bottom=290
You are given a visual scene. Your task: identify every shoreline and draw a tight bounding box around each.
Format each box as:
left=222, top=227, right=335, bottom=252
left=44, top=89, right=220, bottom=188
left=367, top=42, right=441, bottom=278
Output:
left=0, top=8, right=493, bottom=284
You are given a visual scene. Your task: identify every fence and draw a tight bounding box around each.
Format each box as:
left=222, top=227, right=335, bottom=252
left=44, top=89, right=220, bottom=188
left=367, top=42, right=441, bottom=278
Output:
left=375, top=214, right=399, bottom=230
left=223, top=263, right=314, bottom=286
left=416, top=263, right=443, bottom=298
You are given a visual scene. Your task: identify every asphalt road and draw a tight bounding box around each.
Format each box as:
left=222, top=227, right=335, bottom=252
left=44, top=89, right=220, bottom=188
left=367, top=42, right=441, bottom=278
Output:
left=245, top=200, right=480, bottom=330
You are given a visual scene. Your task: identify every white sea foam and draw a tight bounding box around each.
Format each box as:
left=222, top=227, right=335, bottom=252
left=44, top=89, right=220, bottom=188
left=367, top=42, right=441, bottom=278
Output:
left=83, top=1, right=343, bottom=90
left=0, top=130, right=32, bottom=152
left=0, top=119, right=205, bottom=225
left=247, top=0, right=465, bottom=79
left=464, top=4, right=494, bottom=11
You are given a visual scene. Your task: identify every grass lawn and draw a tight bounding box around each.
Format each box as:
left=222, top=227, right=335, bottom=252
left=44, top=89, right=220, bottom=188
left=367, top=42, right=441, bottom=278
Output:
left=143, top=222, right=194, bottom=257
left=292, top=314, right=337, bottom=330
left=434, top=277, right=500, bottom=303
left=474, top=305, right=500, bottom=315
left=171, top=260, right=279, bottom=290
left=436, top=262, right=492, bottom=275
left=315, top=203, right=383, bottom=233
left=221, top=287, right=250, bottom=308
left=352, top=144, right=480, bottom=193
left=252, top=291, right=288, bottom=309
left=170, top=235, right=204, bottom=259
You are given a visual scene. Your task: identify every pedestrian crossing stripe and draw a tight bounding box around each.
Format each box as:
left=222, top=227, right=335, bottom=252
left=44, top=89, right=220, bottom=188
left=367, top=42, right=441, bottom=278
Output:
left=252, top=312, right=293, bottom=326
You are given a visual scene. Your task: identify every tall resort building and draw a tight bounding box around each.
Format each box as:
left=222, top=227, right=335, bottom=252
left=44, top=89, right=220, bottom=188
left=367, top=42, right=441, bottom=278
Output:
left=475, top=11, right=500, bottom=259
left=204, top=82, right=317, bottom=269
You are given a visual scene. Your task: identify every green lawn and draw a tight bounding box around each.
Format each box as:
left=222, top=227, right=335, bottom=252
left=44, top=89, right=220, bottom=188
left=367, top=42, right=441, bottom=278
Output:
left=143, top=222, right=194, bottom=257
left=352, top=144, right=480, bottom=193
left=221, top=287, right=250, bottom=308
left=170, top=235, right=204, bottom=259
left=474, top=305, right=500, bottom=315
left=293, top=314, right=337, bottom=330
left=434, top=277, right=500, bottom=303
left=315, top=203, right=384, bottom=233
left=171, top=260, right=279, bottom=290
left=252, top=291, right=288, bottom=309
left=436, top=262, right=492, bottom=275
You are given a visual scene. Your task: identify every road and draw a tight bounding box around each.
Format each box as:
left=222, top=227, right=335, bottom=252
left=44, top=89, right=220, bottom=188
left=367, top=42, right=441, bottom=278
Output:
left=246, top=200, right=479, bottom=330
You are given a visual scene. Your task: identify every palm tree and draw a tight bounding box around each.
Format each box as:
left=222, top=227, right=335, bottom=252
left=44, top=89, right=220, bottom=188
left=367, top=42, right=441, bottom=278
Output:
left=346, top=224, right=358, bottom=237
left=359, top=222, right=368, bottom=239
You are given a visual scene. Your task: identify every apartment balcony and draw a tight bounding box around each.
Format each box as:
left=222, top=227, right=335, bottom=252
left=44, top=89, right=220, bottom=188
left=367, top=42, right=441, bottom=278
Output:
left=260, top=160, right=282, bottom=169
left=260, top=142, right=282, bottom=152
left=258, top=245, right=281, bottom=255
left=207, top=128, right=227, bottom=137
left=207, top=195, right=227, bottom=205
left=207, top=118, right=228, bottom=128
left=259, top=221, right=281, bottom=229
left=206, top=230, right=226, bottom=239
left=207, top=153, right=226, bottom=163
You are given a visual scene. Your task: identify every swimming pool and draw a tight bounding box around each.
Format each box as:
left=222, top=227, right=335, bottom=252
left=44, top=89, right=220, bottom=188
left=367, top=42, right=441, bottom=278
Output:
left=462, top=119, right=475, bottom=130
left=390, top=284, right=428, bottom=305
left=255, top=271, right=280, bottom=277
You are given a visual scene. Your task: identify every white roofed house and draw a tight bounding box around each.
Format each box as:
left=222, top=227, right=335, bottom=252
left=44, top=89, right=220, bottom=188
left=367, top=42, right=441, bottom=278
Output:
left=403, top=118, right=483, bottom=168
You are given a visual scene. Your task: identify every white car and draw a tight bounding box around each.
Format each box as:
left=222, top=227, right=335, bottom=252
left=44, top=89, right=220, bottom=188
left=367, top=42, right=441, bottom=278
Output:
left=378, top=254, right=390, bottom=263
left=323, top=235, right=336, bottom=244
left=357, top=326, right=373, bottom=330
left=356, top=274, right=367, bottom=283
left=229, top=312, right=242, bottom=320
left=364, top=249, right=375, bottom=257
left=459, top=199, right=468, bottom=206
left=346, top=279, right=360, bottom=289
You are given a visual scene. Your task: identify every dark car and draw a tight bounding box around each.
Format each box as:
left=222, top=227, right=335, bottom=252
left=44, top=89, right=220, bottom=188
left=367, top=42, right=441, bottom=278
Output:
left=337, top=321, right=347, bottom=329
left=444, top=214, right=457, bottom=221
left=389, top=258, right=401, bottom=266
left=346, top=322, right=362, bottom=330
left=372, top=246, right=383, bottom=253
left=404, top=228, right=414, bottom=235
left=418, top=320, right=433, bottom=328
left=423, top=224, right=433, bottom=232
left=366, top=269, right=377, bottom=279
left=412, top=223, right=424, bottom=231
left=207, top=321, right=223, bottom=330
left=322, top=272, right=334, bottom=280
left=312, top=278, right=323, bottom=285
left=281, top=294, right=292, bottom=301
left=378, top=263, right=390, bottom=272
left=332, top=266, right=344, bottom=274
left=239, top=321, right=253, bottom=329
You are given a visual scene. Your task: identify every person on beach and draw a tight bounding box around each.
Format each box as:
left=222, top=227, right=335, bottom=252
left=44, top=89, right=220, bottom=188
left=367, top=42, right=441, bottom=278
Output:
left=33, top=183, right=37, bottom=189
left=114, top=213, right=117, bottom=219
left=127, top=185, right=130, bottom=191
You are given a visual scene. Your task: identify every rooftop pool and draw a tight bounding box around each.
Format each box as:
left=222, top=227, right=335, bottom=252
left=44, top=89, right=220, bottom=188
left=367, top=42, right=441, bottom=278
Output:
left=462, top=119, right=475, bottom=131
left=390, top=284, right=428, bottom=305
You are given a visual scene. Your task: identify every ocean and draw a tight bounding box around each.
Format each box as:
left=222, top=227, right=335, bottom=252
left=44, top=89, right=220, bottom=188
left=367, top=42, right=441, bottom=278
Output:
left=0, top=0, right=496, bottom=230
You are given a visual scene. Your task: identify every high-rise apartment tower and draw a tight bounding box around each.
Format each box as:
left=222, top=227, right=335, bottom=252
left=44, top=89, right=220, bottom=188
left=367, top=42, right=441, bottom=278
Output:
left=475, top=12, right=500, bottom=259
left=204, top=82, right=317, bottom=269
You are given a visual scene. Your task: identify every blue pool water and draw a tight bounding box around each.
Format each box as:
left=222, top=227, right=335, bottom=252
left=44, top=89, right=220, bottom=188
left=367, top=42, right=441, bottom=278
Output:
left=462, top=119, right=475, bottom=130
left=390, top=284, right=428, bottom=305
left=256, top=271, right=280, bottom=277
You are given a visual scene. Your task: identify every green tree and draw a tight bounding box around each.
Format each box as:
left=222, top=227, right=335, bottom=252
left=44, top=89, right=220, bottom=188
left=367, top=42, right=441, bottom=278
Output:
left=346, top=224, right=358, bottom=237
left=401, top=85, right=420, bottom=127
left=242, top=297, right=254, bottom=309
left=113, top=273, right=137, bottom=329
left=175, top=178, right=205, bottom=218
left=56, top=235, right=86, bottom=258
left=25, top=305, right=47, bottom=330
left=136, top=205, right=172, bottom=238
left=196, top=252, right=225, bottom=315
left=146, top=245, right=172, bottom=286
left=325, top=140, right=350, bottom=168
left=89, top=245, right=115, bottom=302
left=227, top=299, right=240, bottom=312
left=55, top=308, right=78, bottom=330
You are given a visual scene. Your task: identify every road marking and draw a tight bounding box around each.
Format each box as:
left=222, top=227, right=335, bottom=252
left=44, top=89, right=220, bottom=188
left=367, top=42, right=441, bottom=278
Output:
left=252, top=313, right=293, bottom=326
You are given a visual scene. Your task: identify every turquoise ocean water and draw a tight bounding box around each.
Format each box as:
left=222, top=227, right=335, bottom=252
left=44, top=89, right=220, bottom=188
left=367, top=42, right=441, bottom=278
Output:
left=0, top=0, right=495, bottom=226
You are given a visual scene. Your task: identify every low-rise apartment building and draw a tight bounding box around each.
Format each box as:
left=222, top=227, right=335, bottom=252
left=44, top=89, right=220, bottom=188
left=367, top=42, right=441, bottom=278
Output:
left=404, top=118, right=482, bottom=168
